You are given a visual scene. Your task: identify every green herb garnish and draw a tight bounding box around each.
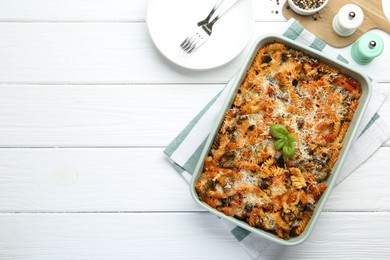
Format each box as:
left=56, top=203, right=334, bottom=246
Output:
left=270, top=124, right=295, bottom=158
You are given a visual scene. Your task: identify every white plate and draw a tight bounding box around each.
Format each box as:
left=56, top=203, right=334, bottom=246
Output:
left=146, top=0, right=254, bottom=70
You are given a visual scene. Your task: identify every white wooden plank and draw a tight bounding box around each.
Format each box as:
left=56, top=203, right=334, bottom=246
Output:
left=0, top=212, right=389, bottom=259
left=0, top=23, right=389, bottom=84
left=0, top=0, right=387, bottom=23
left=0, top=84, right=223, bottom=147
left=0, top=148, right=199, bottom=212
left=261, top=212, right=390, bottom=260
left=0, top=84, right=389, bottom=147
left=0, top=147, right=388, bottom=212
left=0, top=0, right=147, bottom=22
left=0, top=22, right=246, bottom=84
left=0, top=212, right=249, bottom=260
left=0, top=0, right=286, bottom=22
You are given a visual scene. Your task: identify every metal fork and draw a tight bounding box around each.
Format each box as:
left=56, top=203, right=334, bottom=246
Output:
left=196, top=0, right=224, bottom=27
left=179, top=0, right=224, bottom=53
left=180, top=0, right=241, bottom=53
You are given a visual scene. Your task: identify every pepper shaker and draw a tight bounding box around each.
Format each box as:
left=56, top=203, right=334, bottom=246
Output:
left=333, top=4, right=364, bottom=36
left=351, top=32, right=384, bottom=64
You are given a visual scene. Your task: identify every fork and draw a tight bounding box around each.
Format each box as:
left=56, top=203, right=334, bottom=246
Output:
left=196, top=0, right=224, bottom=27
left=179, top=0, right=224, bottom=53
left=180, top=0, right=241, bottom=53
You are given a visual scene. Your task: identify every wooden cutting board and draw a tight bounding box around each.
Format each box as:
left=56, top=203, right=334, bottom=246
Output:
left=282, top=0, right=390, bottom=47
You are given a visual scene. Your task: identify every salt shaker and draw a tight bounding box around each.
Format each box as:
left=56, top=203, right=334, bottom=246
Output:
left=351, top=32, right=384, bottom=64
left=333, top=4, right=364, bottom=36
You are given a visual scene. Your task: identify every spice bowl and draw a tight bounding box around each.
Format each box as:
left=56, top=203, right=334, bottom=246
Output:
left=287, top=0, right=329, bottom=16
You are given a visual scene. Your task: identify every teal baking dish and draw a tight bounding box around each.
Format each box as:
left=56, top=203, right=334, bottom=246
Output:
left=190, top=34, right=372, bottom=246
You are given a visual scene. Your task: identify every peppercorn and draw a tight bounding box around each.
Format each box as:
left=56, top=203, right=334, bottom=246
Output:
left=292, top=0, right=325, bottom=10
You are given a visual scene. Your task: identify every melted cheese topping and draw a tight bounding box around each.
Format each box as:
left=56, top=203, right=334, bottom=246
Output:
left=195, top=42, right=362, bottom=240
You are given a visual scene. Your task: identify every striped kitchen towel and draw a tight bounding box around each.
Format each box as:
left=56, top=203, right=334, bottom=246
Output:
left=164, top=18, right=390, bottom=259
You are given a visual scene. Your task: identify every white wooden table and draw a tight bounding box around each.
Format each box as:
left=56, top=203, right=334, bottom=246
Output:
left=0, top=1, right=389, bottom=259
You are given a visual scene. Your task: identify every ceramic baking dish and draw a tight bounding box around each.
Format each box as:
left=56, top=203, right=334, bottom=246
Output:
left=190, top=34, right=371, bottom=246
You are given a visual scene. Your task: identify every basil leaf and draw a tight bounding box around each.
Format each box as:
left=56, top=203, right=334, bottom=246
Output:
left=283, top=141, right=295, bottom=158
left=270, top=124, right=289, bottom=139
left=287, top=133, right=296, bottom=142
left=274, top=138, right=285, bottom=150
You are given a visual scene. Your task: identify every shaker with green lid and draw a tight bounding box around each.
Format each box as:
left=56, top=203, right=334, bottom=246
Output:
left=351, top=32, right=384, bottom=64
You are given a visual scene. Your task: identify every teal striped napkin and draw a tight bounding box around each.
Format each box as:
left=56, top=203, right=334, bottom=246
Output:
left=164, top=18, right=390, bottom=258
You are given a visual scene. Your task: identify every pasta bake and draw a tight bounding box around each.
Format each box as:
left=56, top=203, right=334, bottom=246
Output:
left=195, top=42, right=362, bottom=240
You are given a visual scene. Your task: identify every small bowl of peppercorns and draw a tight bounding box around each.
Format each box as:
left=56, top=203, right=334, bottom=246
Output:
left=287, top=0, right=329, bottom=16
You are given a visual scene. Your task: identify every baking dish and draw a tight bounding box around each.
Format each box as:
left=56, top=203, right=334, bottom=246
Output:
left=190, top=34, right=371, bottom=246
